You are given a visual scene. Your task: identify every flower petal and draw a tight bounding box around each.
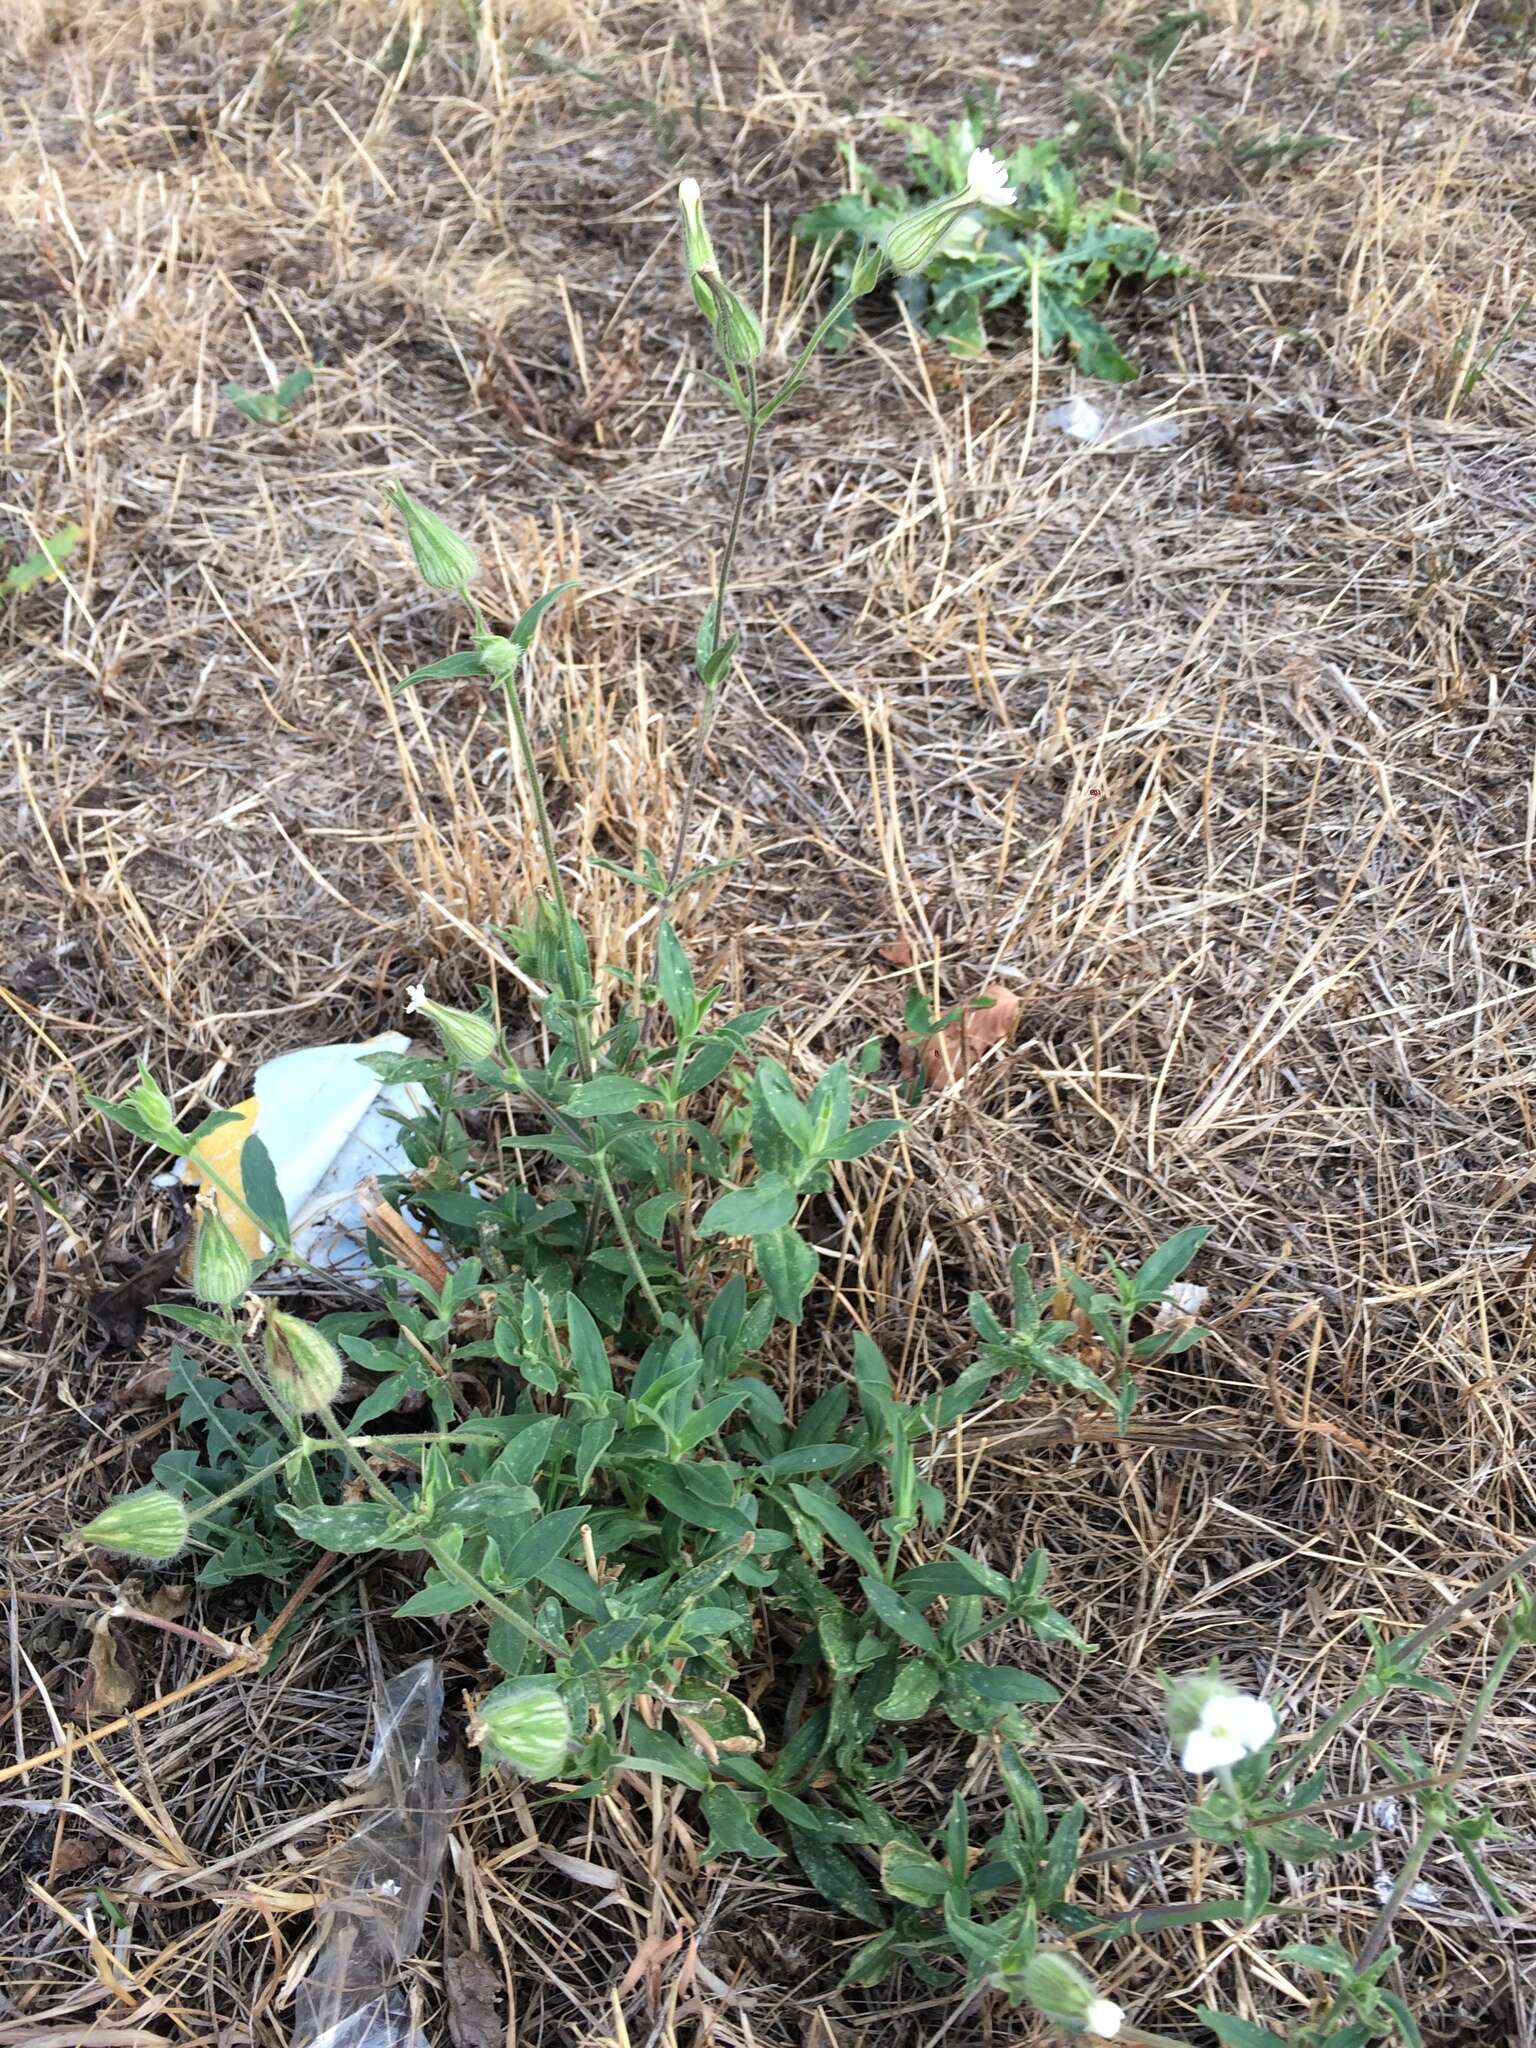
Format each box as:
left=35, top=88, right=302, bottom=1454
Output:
left=1181, top=1726, right=1246, bottom=1774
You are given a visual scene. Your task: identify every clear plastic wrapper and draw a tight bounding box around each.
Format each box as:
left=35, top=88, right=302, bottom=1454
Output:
left=292, top=1659, right=462, bottom=2048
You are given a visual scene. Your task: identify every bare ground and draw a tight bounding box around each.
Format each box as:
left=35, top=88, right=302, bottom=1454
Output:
left=2, top=1, right=1535, bottom=2043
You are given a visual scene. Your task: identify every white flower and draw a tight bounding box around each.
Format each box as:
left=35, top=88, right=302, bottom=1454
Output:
left=1153, top=1280, right=1209, bottom=1331
left=965, top=146, right=1017, bottom=208
left=1085, top=1998, right=1125, bottom=2039
left=678, top=175, right=701, bottom=207
left=1180, top=1690, right=1277, bottom=1774
left=405, top=983, right=427, bottom=1013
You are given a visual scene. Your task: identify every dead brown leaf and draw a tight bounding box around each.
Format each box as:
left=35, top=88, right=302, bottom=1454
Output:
left=50, top=1835, right=102, bottom=1877
left=877, top=936, right=914, bottom=968
left=615, top=1929, right=687, bottom=2003
left=70, top=1616, right=138, bottom=1718
left=445, top=1946, right=503, bottom=2048
left=902, top=982, right=1023, bottom=1087
left=144, top=1584, right=192, bottom=1622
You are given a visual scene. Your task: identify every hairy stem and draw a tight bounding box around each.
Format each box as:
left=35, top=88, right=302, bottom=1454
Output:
left=660, top=362, right=760, bottom=915
left=313, top=1405, right=560, bottom=1656
left=1350, top=1634, right=1520, bottom=1980
left=592, top=1156, right=665, bottom=1321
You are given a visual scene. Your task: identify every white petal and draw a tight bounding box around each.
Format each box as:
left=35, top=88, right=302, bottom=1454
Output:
left=1086, top=1999, right=1125, bottom=2039
left=965, top=146, right=1017, bottom=208
left=1225, top=1694, right=1278, bottom=1754
left=1181, top=1726, right=1246, bottom=1774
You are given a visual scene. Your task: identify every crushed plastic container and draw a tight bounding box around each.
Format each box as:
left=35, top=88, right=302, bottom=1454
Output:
left=170, top=1035, right=428, bottom=1277
left=291, top=1659, right=461, bottom=2048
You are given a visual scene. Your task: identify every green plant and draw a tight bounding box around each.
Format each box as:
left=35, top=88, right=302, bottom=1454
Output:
left=4, top=522, right=81, bottom=597
left=795, top=110, right=1181, bottom=370
left=1194, top=118, right=1339, bottom=172
left=73, top=177, right=1536, bottom=2047
left=223, top=366, right=314, bottom=426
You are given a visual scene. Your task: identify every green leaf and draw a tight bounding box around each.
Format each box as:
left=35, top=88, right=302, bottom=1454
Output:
left=273, top=366, right=316, bottom=410
left=788, top=1484, right=881, bottom=1575
left=878, top=1839, right=951, bottom=1904
left=874, top=1660, right=943, bottom=1722
left=695, top=602, right=720, bottom=669
left=753, top=1224, right=819, bottom=1325
left=574, top=1418, right=616, bottom=1491
left=1130, top=1223, right=1211, bottom=1304
left=820, top=1118, right=904, bottom=1161
left=655, top=921, right=696, bottom=1030
left=279, top=1503, right=396, bottom=1554
left=238, top=1133, right=290, bottom=1250
left=700, top=1786, right=780, bottom=1862
left=1241, top=1842, right=1272, bottom=1919
left=392, top=648, right=488, bottom=693
left=633, top=1192, right=680, bottom=1240
left=699, top=1176, right=797, bottom=1238
left=1378, top=1990, right=1423, bottom=2048
left=563, top=1074, right=663, bottom=1115
left=947, top=1663, right=1059, bottom=1706
left=509, top=579, right=578, bottom=654
left=223, top=368, right=312, bottom=424
left=622, top=1722, right=710, bottom=1789
left=698, top=630, right=739, bottom=689
left=564, top=1295, right=613, bottom=1399
left=395, top=1577, right=482, bottom=1618
left=645, top=1465, right=753, bottom=1537
left=754, top=1059, right=816, bottom=1151
left=4, top=523, right=82, bottom=596
left=757, top=1445, right=857, bottom=1479
left=789, top=1832, right=885, bottom=1925
left=150, top=1304, right=242, bottom=1346
left=860, top=1576, right=938, bottom=1653
left=1198, top=2014, right=1288, bottom=2048
left=499, top=1504, right=590, bottom=1587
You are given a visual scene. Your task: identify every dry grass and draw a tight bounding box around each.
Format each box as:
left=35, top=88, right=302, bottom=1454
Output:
left=2, top=0, right=1535, bottom=2042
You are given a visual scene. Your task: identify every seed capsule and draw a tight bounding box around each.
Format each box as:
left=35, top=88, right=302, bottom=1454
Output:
left=76, top=1489, right=190, bottom=1561
left=469, top=1678, right=571, bottom=1780
left=264, top=1310, right=344, bottom=1413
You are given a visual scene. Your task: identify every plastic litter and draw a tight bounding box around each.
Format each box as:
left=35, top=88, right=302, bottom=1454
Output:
left=292, top=1659, right=462, bottom=2048
left=169, top=1035, right=429, bottom=1277
left=1044, top=395, right=1182, bottom=450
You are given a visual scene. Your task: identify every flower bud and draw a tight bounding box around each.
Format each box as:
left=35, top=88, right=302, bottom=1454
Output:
left=881, top=196, right=971, bottom=277
left=193, top=1207, right=252, bottom=1307
left=677, top=177, right=717, bottom=279
left=264, top=1310, right=344, bottom=1413
left=1014, top=1951, right=1123, bottom=2039
left=469, top=1677, right=571, bottom=1780
left=387, top=485, right=479, bottom=592
left=76, top=1488, right=190, bottom=1562
left=478, top=634, right=521, bottom=679
left=125, top=1063, right=183, bottom=1138
left=849, top=242, right=884, bottom=297
left=693, top=272, right=764, bottom=366
left=406, top=984, right=501, bottom=1065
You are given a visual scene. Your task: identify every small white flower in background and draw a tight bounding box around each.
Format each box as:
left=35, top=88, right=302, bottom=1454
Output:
left=1153, top=1279, right=1210, bottom=1331
left=965, top=145, right=1017, bottom=208
left=1177, top=1685, right=1278, bottom=1775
